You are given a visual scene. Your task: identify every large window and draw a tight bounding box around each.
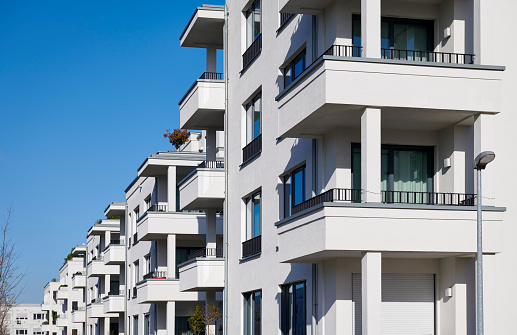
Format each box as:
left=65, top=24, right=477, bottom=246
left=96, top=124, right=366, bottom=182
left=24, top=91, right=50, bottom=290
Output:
left=283, top=50, right=306, bottom=88
left=244, top=290, right=262, bottom=335
left=134, top=261, right=139, bottom=284
left=245, top=0, right=261, bottom=48
left=284, top=166, right=306, bottom=217
left=352, top=16, right=433, bottom=59
left=352, top=144, right=433, bottom=201
left=245, top=192, right=261, bottom=240
left=281, top=282, right=306, bottom=335
left=133, top=316, right=138, bottom=335
left=246, top=93, right=262, bottom=144
left=143, top=314, right=150, bottom=335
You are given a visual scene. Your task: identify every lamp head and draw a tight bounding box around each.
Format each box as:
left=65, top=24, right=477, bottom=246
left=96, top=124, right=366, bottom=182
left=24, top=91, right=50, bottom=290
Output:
left=474, top=151, right=495, bottom=170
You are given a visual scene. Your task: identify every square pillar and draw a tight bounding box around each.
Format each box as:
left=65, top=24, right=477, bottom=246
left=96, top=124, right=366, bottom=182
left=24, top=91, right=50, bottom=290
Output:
left=167, top=234, right=176, bottom=279
left=104, top=275, right=110, bottom=296
left=206, top=291, right=216, bottom=335
left=361, top=252, right=382, bottom=335
left=167, top=166, right=177, bottom=212
left=166, top=302, right=175, bottom=335
left=361, top=0, right=381, bottom=58
left=206, top=127, right=217, bottom=162
left=361, top=108, right=381, bottom=202
left=206, top=47, right=217, bottom=73
left=104, top=317, right=109, bottom=335
left=206, top=209, right=217, bottom=255
left=474, top=114, right=495, bottom=206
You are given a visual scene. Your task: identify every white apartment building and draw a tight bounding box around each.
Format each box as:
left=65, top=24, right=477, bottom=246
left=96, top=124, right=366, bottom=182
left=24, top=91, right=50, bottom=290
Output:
left=220, top=0, right=514, bottom=334
left=7, top=304, right=46, bottom=335
left=85, top=217, right=123, bottom=335
left=42, top=281, right=61, bottom=335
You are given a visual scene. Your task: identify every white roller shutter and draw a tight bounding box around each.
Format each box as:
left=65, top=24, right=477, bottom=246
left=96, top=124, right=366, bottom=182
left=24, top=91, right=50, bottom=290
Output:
left=352, top=273, right=435, bottom=335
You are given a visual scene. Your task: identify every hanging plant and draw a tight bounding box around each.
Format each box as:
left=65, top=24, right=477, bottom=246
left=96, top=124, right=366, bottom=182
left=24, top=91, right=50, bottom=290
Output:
left=163, top=129, right=190, bottom=150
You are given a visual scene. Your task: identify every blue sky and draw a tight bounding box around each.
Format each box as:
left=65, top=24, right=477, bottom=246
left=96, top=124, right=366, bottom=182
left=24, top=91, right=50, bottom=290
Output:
left=0, top=0, right=224, bottom=303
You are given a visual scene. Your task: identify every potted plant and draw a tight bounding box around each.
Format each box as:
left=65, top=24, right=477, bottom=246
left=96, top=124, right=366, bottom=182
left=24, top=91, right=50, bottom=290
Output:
left=163, top=129, right=190, bottom=150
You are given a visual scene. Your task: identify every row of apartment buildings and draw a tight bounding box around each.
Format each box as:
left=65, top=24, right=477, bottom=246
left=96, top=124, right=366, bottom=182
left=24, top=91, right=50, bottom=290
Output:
left=40, top=0, right=517, bottom=334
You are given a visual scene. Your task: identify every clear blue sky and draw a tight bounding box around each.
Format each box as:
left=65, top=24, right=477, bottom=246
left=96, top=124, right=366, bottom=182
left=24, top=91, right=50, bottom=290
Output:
left=0, top=0, right=224, bottom=303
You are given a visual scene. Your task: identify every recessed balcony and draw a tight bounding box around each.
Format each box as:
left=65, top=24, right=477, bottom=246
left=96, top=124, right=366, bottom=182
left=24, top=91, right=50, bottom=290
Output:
left=178, top=161, right=225, bottom=211
left=56, top=314, right=67, bottom=327
left=86, top=259, right=119, bottom=277
left=276, top=44, right=503, bottom=139
left=102, top=294, right=124, bottom=314
left=56, top=286, right=68, bottom=300
left=71, top=308, right=85, bottom=323
left=103, top=241, right=125, bottom=265
left=87, top=301, right=117, bottom=318
left=179, top=72, right=225, bottom=130
left=135, top=276, right=203, bottom=304
left=137, top=209, right=222, bottom=241
left=178, top=248, right=224, bottom=292
left=71, top=272, right=85, bottom=288
left=275, top=191, right=505, bottom=263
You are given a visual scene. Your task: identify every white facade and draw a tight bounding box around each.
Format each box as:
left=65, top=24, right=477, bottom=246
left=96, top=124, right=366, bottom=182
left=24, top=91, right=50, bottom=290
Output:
left=7, top=304, right=46, bottom=335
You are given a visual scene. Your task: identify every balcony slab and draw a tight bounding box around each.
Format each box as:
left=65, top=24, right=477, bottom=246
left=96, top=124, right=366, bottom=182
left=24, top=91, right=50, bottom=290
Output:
left=135, top=279, right=204, bottom=304
left=276, top=202, right=505, bottom=263
left=180, top=80, right=225, bottom=130
left=178, top=169, right=225, bottom=211
left=104, top=244, right=125, bottom=265
left=178, top=258, right=224, bottom=292
left=87, top=302, right=117, bottom=319
left=71, top=310, right=85, bottom=323
left=103, top=295, right=124, bottom=314
left=87, top=260, right=120, bottom=277
left=71, top=274, right=86, bottom=288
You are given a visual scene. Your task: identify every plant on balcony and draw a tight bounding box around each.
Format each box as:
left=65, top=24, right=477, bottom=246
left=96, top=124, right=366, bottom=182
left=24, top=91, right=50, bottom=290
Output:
left=188, top=306, right=205, bottom=335
left=188, top=304, right=222, bottom=335
left=163, top=129, right=190, bottom=150
left=52, top=311, right=57, bottom=325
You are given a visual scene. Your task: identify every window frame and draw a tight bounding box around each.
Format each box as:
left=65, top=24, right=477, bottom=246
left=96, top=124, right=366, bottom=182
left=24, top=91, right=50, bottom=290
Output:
left=245, top=191, right=262, bottom=241
left=283, top=165, right=306, bottom=218
left=283, top=49, right=307, bottom=88
left=245, top=93, right=262, bottom=145
left=243, top=290, right=262, bottom=335
left=281, top=281, right=307, bottom=335
left=245, top=0, right=262, bottom=48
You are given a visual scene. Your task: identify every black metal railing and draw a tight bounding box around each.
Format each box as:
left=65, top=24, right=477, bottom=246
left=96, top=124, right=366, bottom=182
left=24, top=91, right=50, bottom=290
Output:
left=178, top=72, right=224, bottom=105
left=91, top=298, right=101, bottom=304
left=143, top=271, right=167, bottom=280
left=323, top=45, right=363, bottom=58
left=109, top=240, right=121, bottom=245
left=107, top=290, right=120, bottom=296
left=187, top=248, right=223, bottom=261
left=242, top=235, right=261, bottom=258
left=132, top=287, right=137, bottom=299
left=148, top=204, right=168, bottom=212
left=198, top=161, right=224, bottom=169
left=280, top=13, right=294, bottom=27
left=132, top=233, right=138, bottom=246
left=381, top=191, right=476, bottom=206
left=381, top=48, right=475, bottom=64
left=242, top=134, right=262, bottom=163
left=292, top=188, right=362, bottom=215
left=243, top=34, right=262, bottom=68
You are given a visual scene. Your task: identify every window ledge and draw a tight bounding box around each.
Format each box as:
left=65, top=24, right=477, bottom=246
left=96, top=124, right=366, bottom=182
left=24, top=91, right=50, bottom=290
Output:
left=239, top=252, right=261, bottom=263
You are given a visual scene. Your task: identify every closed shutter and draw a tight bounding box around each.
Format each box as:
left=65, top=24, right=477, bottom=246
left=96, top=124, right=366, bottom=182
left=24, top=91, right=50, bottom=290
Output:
left=352, top=273, right=435, bottom=335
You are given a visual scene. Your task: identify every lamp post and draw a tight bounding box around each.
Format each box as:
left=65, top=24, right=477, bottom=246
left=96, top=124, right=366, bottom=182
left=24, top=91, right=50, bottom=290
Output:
left=473, top=151, right=495, bottom=335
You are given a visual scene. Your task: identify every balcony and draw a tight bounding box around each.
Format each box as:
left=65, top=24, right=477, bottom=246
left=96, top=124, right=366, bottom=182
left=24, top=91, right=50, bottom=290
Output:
left=71, top=308, right=85, bottom=323
left=87, top=301, right=117, bottom=318
left=180, top=5, right=224, bottom=49
left=178, top=161, right=225, bottom=211
left=242, top=235, right=261, bottom=258
left=178, top=248, right=224, bottom=292
left=56, top=314, right=67, bottom=327
left=102, top=294, right=124, bottom=314
left=179, top=72, right=225, bottom=130
left=103, top=241, right=125, bottom=265
left=86, top=259, right=119, bottom=277
left=135, top=277, right=203, bottom=304
left=137, top=210, right=222, bottom=241
left=275, top=191, right=505, bottom=263
left=276, top=44, right=503, bottom=139
left=56, top=286, right=68, bottom=300
left=279, top=0, right=333, bottom=14
left=71, top=272, right=85, bottom=289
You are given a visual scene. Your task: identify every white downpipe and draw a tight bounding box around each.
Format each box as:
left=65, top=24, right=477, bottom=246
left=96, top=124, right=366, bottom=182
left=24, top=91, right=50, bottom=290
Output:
left=223, top=4, right=229, bottom=335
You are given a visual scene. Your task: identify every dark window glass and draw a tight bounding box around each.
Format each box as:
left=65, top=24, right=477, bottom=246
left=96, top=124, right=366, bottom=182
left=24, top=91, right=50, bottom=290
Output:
left=284, top=166, right=306, bottom=217
left=281, top=282, right=306, bottom=335
left=244, top=291, right=262, bottom=335
left=284, top=50, right=306, bottom=88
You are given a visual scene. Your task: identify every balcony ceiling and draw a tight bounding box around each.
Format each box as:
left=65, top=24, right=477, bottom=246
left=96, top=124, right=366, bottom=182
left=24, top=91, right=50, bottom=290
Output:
left=281, top=0, right=442, bottom=14
left=180, top=6, right=224, bottom=49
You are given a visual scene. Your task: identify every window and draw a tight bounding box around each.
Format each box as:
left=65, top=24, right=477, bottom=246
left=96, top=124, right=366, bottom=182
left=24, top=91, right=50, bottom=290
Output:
left=133, top=316, right=138, bottom=335
left=283, top=50, right=306, bottom=88
left=16, top=330, right=28, bottom=335
left=144, top=254, right=151, bottom=276
left=281, top=282, right=306, bottom=335
left=245, top=192, right=261, bottom=240
left=145, top=196, right=151, bottom=211
left=245, top=0, right=261, bottom=48
left=144, top=314, right=150, bottom=335
left=134, top=261, right=140, bottom=284
left=284, top=166, right=306, bottom=217
left=244, top=291, right=262, bottom=335
left=245, top=93, right=262, bottom=144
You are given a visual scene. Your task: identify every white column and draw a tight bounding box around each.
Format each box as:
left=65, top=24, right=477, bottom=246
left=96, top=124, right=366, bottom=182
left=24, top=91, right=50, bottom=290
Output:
left=206, top=291, right=216, bottom=335
left=361, top=0, right=381, bottom=58
left=105, top=231, right=111, bottom=249
left=167, top=234, right=176, bottom=279
left=206, top=127, right=217, bottom=162
left=104, top=317, right=110, bottom=335
left=474, top=114, right=495, bottom=206
left=206, top=209, right=217, bottom=256
left=104, top=274, right=110, bottom=296
left=361, top=108, right=381, bottom=202
left=167, top=166, right=177, bottom=212
left=362, top=252, right=382, bottom=335
left=166, top=302, right=175, bottom=335
left=206, top=47, right=217, bottom=73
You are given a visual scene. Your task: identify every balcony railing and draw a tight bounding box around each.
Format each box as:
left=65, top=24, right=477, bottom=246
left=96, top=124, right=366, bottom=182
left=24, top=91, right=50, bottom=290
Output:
left=242, top=235, right=261, bottom=258
left=280, top=13, right=294, bottom=27
left=143, top=271, right=167, bottom=280
left=381, top=48, right=475, bottom=64
left=323, top=44, right=363, bottom=58
left=198, top=160, right=224, bottom=169
left=242, top=34, right=262, bottom=68
left=381, top=191, right=475, bottom=206
left=107, top=290, right=120, bottom=296
left=179, top=72, right=224, bottom=105
left=148, top=204, right=168, bottom=212
left=91, top=298, right=101, bottom=304
left=242, top=134, right=262, bottom=163
left=187, top=248, right=223, bottom=261
left=292, top=188, right=362, bottom=215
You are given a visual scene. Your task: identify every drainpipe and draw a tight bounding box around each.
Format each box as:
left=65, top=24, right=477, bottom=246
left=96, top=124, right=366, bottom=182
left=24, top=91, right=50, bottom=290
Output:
left=124, top=203, right=128, bottom=335
left=223, top=4, right=229, bottom=335
left=312, top=264, right=318, bottom=335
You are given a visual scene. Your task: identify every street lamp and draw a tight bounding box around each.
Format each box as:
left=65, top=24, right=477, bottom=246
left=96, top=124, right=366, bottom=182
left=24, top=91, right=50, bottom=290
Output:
left=474, top=151, right=495, bottom=335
